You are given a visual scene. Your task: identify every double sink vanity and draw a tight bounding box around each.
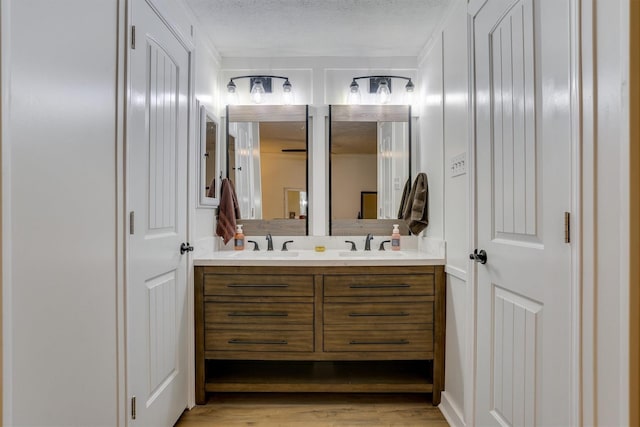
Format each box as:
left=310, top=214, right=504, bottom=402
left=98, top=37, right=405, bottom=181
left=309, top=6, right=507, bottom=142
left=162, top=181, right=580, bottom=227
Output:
left=193, top=236, right=446, bottom=405
left=194, top=103, right=445, bottom=405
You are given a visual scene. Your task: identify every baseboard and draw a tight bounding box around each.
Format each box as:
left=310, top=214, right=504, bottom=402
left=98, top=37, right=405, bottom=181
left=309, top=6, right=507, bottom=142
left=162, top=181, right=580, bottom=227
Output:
left=438, top=391, right=466, bottom=427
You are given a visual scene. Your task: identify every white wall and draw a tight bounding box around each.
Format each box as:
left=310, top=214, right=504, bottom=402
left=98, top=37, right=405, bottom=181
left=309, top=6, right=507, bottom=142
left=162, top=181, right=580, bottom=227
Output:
left=418, top=37, right=444, bottom=242
left=193, top=23, right=222, bottom=242
left=417, top=1, right=469, bottom=425
left=3, top=1, right=121, bottom=425
left=2, top=0, right=222, bottom=424
left=221, top=58, right=418, bottom=107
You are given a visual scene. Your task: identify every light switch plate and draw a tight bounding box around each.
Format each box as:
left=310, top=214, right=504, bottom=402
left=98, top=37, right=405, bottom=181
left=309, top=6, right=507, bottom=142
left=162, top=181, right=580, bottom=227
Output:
left=449, top=152, right=467, bottom=177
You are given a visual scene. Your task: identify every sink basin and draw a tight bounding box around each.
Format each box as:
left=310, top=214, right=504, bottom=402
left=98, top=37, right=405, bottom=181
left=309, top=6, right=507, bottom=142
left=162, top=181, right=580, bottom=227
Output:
left=233, top=250, right=299, bottom=258
left=338, top=251, right=407, bottom=257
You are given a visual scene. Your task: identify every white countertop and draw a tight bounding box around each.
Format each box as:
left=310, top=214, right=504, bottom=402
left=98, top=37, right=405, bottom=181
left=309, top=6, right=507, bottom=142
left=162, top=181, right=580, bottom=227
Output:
left=193, top=248, right=445, bottom=267
left=192, top=235, right=445, bottom=267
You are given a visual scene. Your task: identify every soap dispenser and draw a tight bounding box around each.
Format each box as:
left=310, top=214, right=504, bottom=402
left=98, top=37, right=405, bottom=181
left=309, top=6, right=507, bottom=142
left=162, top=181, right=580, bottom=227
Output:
left=234, top=224, right=245, bottom=251
left=391, top=224, right=401, bottom=251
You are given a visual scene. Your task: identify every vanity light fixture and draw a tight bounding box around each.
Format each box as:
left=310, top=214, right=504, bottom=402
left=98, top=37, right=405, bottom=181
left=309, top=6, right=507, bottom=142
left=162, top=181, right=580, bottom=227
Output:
left=347, top=75, right=415, bottom=105
left=226, top=75, right=294, bottom=105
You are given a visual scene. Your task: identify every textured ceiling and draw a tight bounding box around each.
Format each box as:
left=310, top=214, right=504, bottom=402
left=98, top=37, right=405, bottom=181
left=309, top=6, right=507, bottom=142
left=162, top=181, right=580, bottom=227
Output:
left=185, top=0, right=452, bottom=57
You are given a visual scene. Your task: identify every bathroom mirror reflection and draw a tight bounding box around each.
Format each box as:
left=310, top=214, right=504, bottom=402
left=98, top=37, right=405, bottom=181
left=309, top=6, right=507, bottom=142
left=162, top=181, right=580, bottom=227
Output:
left=329, top=105, right=411, bottom=236
left=226, top=105, right=309, bottom=236
left=198, top=103, right=220, bottom=207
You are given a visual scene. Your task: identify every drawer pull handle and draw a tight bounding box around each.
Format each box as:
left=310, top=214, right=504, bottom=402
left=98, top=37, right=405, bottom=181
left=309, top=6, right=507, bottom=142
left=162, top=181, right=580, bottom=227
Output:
left=227, top=284, right=289, bottom=288
left=228, top=339, right=288, bottom=345
left=348, top=284, right=410, bottom=289
left=348, top=312, right=409, bottom=317
left=349, top=339, right=410, bottom=345
left=228, top=312, right=289, bottom=317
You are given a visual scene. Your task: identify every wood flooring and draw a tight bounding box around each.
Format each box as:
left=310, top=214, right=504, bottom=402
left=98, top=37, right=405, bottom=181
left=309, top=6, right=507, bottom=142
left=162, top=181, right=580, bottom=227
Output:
left=174, top=393, right=449, bottom=427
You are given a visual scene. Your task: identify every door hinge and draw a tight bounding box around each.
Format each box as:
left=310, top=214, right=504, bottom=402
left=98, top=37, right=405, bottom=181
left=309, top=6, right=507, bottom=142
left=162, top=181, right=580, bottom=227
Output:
left=131, top=25, right=136, bottom=49
left=129, top=211, right=135, bottom=235
left=131, top=396, right=136, bottom=420
left=564, top=212, right=570, bottom=243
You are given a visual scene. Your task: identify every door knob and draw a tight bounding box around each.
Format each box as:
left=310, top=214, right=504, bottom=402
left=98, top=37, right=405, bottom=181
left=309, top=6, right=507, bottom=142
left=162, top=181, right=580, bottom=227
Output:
left=180, top=242, right=194, bottom=255
left=469, top=249, right=487, bottom=264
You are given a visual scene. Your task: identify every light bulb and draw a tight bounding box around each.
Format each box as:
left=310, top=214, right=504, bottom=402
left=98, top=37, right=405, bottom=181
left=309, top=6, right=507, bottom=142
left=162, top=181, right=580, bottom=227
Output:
left=347, top=79, right=361, bottom=105
left=283, top=91, right=293, bottom=105
left=282, top=79, right=293, bottom=105
left=403, top=90, right=414, bottom=106
left=226, top=80, right=238, bottom=105
left=377, top=80, right=391, bottom=104
left=404, top=79, right=415, bottom=105
left=250, top=79, right=266, bottom=104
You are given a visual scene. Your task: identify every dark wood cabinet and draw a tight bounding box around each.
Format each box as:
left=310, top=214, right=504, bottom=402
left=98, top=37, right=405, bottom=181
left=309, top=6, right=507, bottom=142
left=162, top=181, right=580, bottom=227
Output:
left=194, top=265, right=445, bottom=405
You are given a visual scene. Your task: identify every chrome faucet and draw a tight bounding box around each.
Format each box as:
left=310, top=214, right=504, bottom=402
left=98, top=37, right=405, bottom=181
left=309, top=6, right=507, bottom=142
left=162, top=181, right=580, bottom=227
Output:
left=266, top=233, right=274, bottom=251
left=364, top=233, right=374, bottom=251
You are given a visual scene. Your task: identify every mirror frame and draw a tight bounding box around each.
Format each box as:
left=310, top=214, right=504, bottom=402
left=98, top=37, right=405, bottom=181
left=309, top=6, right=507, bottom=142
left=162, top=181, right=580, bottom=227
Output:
left=226, top=104, right=310, bottom=236
left=328, top=104, right=412, bottom=236
left=197, top=102, right=221, bottom=208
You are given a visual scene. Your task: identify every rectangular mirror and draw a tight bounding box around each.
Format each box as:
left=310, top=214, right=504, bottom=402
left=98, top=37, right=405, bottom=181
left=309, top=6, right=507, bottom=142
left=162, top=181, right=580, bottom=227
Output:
left=329, top=105, right=411, bottom=235
left=227, top=105, right=309, bottom=236
left=198, top=102, right=220, bottom=207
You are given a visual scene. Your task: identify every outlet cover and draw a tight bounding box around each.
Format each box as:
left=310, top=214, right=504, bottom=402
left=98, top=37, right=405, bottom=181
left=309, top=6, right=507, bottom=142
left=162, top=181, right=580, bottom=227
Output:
left=449, top=152, right=467, bottom=177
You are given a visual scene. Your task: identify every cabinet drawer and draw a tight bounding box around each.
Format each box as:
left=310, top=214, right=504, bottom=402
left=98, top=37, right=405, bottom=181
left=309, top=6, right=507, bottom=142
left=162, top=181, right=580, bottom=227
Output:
left=204, top=274, right=313, bottom=297
left=324, top=329, right=433, bottom=352
left=324, top=302, right=433, bottom=325
left=324, top=275, right=433, bottom=297
left=206, top=329, right=313, bottom=352
left=205, top=302, right=313, bottom=325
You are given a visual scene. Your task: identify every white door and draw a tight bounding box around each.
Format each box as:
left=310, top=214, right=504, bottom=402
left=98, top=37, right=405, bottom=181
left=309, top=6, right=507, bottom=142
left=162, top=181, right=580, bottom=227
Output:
left=473, top=0, right=573, bottom=425
left=128, top=0, right=190, bottom=425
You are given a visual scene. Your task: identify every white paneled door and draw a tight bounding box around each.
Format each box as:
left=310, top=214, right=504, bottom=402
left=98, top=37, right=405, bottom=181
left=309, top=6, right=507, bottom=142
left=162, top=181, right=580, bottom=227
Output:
left=128, top=0, right=190, bottom=425
left=473, top=0, right=573, bottom=425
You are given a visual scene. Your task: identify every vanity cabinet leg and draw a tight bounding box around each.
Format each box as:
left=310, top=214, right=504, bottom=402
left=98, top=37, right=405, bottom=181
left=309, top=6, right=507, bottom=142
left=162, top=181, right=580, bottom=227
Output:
left=194, top=268, right=206, bottom=405
left=432, top=265, right=446, bottom=406
left=195, top=367, right=206, bottom=405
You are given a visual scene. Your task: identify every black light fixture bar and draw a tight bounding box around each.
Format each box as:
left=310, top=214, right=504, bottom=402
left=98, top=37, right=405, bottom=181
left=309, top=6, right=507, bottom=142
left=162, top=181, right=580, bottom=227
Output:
left=350, top=75, right=415, bottom=93
left=227, top=75, right=291, bottom=92
left=226, top=74, right=293, bottom=105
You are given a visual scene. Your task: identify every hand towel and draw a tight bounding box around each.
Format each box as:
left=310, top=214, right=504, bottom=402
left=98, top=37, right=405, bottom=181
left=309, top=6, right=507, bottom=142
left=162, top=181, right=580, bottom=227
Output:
left=402, top=173, right=429, bottom=235
left=216, top=178, right=240, bottom=244
left=397, top=177, right=412, bottom=219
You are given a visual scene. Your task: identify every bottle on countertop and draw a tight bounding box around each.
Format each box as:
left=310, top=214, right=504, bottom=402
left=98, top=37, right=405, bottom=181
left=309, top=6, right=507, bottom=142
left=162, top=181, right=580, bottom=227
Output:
left=391, top=224, right=401, bottom=251
left=234, top=224, right=245, bottom=251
